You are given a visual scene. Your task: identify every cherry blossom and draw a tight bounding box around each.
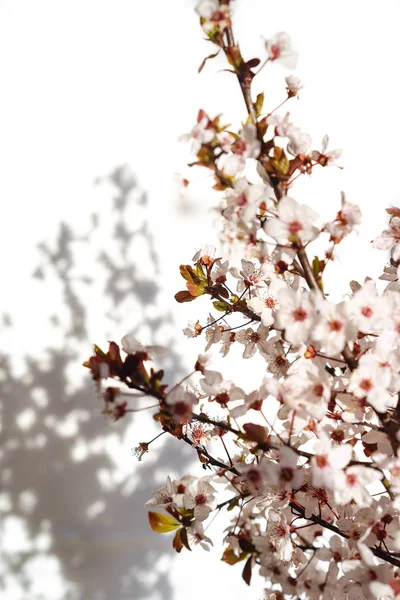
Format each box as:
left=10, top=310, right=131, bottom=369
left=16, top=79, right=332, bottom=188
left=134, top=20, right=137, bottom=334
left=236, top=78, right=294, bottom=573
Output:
left=285, top=74, right=303, bottom=97
left=265, top=32, right=297, bottom=69
left=121, top=333, right=167, bottom=358
left=183, top=476, right=217, bottom=521
left=195, top=0, right=231, bottom=35
left=166, top=386, right=198, bottom=422
left=275, top=286, right=316, bottom=346
left=219, top=124, right=261, bottom=175
left=348, top=354, right=394, bottom=413
left=373, top=216, right=400, bottom=262
left=181, top=113, right=215, bottom=154
left=246, top=277, right=286, bottom=326
left=312, top=298, right=356, bottom=355
left=311, top=432, right=352, bottom=489
left=85, top=5, right=400, bottom=596
left=264, top=196, right=319, bottom=246
left=312, top=134, right=342, bottom=166
left=346, top=279, right=385, bottom=334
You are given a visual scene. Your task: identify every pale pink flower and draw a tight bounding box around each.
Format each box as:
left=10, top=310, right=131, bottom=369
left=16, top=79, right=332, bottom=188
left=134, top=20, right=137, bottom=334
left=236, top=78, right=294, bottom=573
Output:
left=263, top=196, right=319, bottom=246
left=121, top=334, right=167, bottom=358
left=275, top=287, right=316, bottom=346
left=311, top=432, right=352, bottom=489
left=235, top=323, right=269, bottom=358
left=181, top=115, right=215, bottom=154
left=312, top=299, right=356, bottom=355
left=326, top=194, right=362, bottom=242
left=239, top=461, right=268, bottom=495
left=223, top=177, right=273, bottom=226
left=183, top=320, right=201, bottom=338
left=230, top=380, right=269, bottom=418
left=145, top=476, right=178, bottom=508
left=267, top=112, right=294, bottom=137
left=246, top=278, right=286, bottom=327
left=210, top=258, right=229, bottom=283
left=264, top=446, right=303, bottom=490
left=287, top=127, right=312, bottom=156
left=311, top=134, right=342, bottom=166
left=166, top=386, right=198, bottom=422
left=187, top=521, right=213, bottom=550
left=219, top=124, right=261, bottom=175
left=334, top=466, right=382, bottom=507
left=285, top=359, right=331, bottom=420
left=346, top=280, right=385, bottom=334
left=265, top=32, right=297, bottom=69
left=195, top=0, right=230, bottom=34
left=348, top=353, right=394, bottom=413
left=192, top=244, right=216, bottom=264
left=183, top=476, right=217, bottom=521
left=266, top=510, right=293, bottom=561
left=285, top=74, right=303, bottom=96
left=200, top=370, right=245, bottom=402
left=373, top=215, right=400, bottom=261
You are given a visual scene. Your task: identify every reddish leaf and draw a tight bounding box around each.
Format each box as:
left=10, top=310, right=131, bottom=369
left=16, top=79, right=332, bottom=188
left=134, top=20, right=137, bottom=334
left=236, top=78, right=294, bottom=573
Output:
left=386, top=207, right=400, bottom=216
left=198, top=50, right=220, bottom=73
left=172, top=528, right=184, bottom=553
left=243, top=423, right=268, bottom=443
left=242, top=555, right=253, bottom=586
left=175, top=290, right=196, bottom=303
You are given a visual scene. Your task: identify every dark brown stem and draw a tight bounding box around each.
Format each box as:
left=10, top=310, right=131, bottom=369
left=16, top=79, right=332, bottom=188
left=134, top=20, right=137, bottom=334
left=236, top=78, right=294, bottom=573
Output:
left=289, top=501, right=400, bottom=568
left=296, top=245, right=322, bottom=294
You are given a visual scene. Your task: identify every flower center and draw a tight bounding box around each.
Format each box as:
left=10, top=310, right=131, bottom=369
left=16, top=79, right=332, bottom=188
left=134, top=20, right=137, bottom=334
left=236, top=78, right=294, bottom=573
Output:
left=265, top=297, right=277, bottom=309
left=312, top=383, right=324, bottom=398
left=315, top=454, right=329, bottom=468
left=293, top=307, right=307, bottom=322
left=232, top=139, right=247, bottom=155
left=280, top=467, right=294, bottom=482
left=329, top=319, right=343, bottom=332
left=346, top=473, right=357, bottom=486
left=359, top=378, right=373, bottom=392
left=361, top=306, right=373, bottom=318
left=288, top=220, right=303, bottom=235
left=195, top=493, right=207, bottom=505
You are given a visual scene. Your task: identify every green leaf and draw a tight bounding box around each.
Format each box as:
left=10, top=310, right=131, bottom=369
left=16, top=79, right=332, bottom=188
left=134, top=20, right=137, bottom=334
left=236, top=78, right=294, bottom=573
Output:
left=187, top=281, right=207, bottom=297
left=195, top=262, right=207, bottom=282
left=148, top=512, right=180, bottom=533
left=213, top=300, right=231, bottom=312
left=255, top=92, right=264, bottom=117
left=221, top=545, right=249, bottom=565
left=227, top=497, right=239, bottom=511
left=180, top=264, right=196, bottom=282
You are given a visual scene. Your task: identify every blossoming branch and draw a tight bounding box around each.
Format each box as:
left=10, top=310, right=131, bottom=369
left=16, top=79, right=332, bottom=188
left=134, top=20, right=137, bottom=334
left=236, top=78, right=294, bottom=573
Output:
left=84, top=1, right=400, bottom=598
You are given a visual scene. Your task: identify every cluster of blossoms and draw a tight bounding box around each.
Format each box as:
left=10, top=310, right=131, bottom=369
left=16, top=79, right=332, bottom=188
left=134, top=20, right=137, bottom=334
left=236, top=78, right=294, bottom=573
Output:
left=85, top=2, right=400, bottom=598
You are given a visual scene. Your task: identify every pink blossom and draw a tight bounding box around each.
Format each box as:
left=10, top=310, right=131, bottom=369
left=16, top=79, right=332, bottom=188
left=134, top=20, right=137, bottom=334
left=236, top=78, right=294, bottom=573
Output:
left=373, top=215, right=400, bottom=261
left=265, top=32, right=297, bottom=69
left=264, top=196, right=319, bottom=246
left=275, top=287, right=316, bottom=346
left=183, top=477, right=217, bottom=521
left=311, top=432, right=352, bottom=489
left=219, top=124, right=261, bottom=175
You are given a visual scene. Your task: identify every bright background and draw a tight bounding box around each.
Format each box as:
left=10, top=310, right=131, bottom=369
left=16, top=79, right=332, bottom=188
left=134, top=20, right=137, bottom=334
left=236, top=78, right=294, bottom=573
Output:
left=0, top=1, right=399, bottom=599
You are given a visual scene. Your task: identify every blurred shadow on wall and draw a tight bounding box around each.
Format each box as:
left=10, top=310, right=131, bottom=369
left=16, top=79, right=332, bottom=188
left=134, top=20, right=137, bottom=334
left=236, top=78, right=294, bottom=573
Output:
left=0, top=166, right=193, bottom=600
